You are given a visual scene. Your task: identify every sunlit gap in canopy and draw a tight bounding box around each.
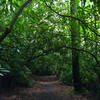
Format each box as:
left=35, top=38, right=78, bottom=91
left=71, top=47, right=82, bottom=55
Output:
left=79, top=0, right=93, bottom=7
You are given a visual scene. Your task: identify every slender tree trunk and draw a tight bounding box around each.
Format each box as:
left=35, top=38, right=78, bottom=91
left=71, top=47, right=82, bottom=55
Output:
left=0, top=0, right=32, bottom=44
left=70, top=0, right=82, bottom=91
left=94, top=11, right=97, bottom=58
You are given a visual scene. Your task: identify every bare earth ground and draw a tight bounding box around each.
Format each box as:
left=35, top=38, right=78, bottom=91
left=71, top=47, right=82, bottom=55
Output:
left=0, top=75, right=94, bottom=100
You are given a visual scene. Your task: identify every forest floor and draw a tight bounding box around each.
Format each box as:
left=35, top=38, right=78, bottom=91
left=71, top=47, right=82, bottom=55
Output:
left=0, top=75, right=94, bottom=100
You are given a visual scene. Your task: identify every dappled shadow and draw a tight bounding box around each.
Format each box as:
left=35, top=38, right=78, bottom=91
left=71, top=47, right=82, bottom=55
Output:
left=0, top=75, right=94, bottom=100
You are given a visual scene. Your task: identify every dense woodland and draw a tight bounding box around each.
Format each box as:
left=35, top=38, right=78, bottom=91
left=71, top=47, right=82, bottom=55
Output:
left=0, top=0, right=100, bottom=99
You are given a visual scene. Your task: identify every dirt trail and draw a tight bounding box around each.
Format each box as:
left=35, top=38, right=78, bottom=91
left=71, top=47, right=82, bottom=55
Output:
left=0, top=75, right=93, bottom=100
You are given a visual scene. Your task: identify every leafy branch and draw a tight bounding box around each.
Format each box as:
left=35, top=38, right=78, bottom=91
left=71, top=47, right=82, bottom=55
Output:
left=0, top=0, right=32, bottom=44
left=29, top=45, right=98, bottom=64
left=44, top=0, right=100, bottom=37
left=54, top=33, right=100, bottom=45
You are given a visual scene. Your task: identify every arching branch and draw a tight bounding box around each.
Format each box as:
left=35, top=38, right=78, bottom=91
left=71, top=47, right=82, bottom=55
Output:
left=29, top=45, right=98, bottom=64
left=65, top=46, right=98, bottom=64
left=0, top=0, right=32, bottom=44
left=54, top=33, right=100, bottom=45
left=44, top=0, right=100, bottom=37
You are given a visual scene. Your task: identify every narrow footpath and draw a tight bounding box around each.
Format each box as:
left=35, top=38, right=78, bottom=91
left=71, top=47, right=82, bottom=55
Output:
left=0, top=75, right=93, bottom=100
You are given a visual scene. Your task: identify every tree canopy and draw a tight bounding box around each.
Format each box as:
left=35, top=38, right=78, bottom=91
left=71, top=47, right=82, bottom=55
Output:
left=0, top=0, right=100, bottom=99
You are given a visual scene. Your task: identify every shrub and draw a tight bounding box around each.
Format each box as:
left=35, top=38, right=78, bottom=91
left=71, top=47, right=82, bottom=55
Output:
left=59, top=64, right=73, bottom=85
left=10, top=65, right=33, bottom=86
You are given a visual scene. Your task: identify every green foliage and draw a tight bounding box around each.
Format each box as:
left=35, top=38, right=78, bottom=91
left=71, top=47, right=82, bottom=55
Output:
left=32, top=56, right=56, bottom=75
left=10, top=65, right=33, bottom=86
left=0, top=1, right=100, bottom=99
left=59, top=64, right=73, bottom=85
left=0, top=65, right=10, bottom=77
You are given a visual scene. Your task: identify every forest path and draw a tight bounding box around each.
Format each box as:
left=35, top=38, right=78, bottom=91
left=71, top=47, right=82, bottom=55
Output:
left=0, top=75, right=93, bottom=100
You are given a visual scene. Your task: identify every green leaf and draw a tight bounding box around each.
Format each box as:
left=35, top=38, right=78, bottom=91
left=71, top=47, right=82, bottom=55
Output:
left=0, top=73, right=4, bottom=76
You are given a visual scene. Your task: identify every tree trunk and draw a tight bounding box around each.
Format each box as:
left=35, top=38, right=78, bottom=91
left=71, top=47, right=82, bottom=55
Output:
left=70, top=0, right=82, bottom=91
left=0, top=0, right=32, bottom=44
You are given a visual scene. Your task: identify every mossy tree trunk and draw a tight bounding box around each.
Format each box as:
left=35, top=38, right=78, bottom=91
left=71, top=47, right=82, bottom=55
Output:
left=70, top=0, right=82, bottom=91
